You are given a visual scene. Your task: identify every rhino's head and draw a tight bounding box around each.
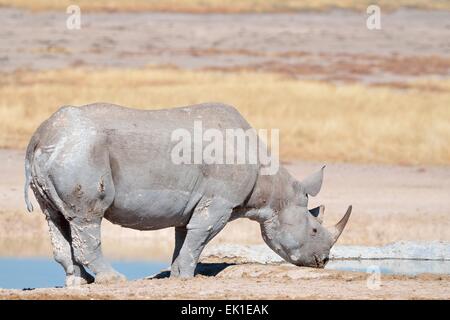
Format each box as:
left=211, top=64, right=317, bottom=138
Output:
left=260, top=166, right=352, bottom=268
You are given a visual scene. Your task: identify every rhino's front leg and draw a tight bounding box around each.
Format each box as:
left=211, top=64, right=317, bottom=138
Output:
left=69, top=216, right=126, bottom=284
left=171, top=198, right=232, bottom=278
left=171, top=226, right=187, bottom=277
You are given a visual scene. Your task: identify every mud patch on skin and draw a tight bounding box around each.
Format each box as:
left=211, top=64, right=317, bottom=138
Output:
left=98, top=178, right=105, bottom=194
left=73, top=184, right=84, bottom=199
left=195, top=198, right=212, bottom=220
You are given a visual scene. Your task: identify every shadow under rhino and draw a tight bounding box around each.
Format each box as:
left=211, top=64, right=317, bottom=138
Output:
left=151, top=263, right=235, bottom=279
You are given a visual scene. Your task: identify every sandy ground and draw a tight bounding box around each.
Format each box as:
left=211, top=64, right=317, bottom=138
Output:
left=1, top=8, right=450, bottom=83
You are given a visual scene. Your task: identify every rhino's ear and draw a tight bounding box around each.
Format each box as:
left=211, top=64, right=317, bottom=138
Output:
left=301, top=165, right=325, bottom=197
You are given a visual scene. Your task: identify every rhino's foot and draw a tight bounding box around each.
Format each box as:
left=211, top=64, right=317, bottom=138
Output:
left=65, top=272, right=95, bottom=287
left=170, top=264, right=180, bottom=278
left=95, top=271, right=127, bottom=285
left=177, top=272, right=194, bottom=279
left=170, top=264, right=195, bottom=278
left=171, top=269, right=195, bottom=278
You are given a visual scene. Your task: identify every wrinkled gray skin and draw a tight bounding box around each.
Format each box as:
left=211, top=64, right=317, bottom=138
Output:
left=24, top=103, right=351, bottom=286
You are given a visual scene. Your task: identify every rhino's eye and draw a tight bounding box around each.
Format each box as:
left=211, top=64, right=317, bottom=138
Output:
left=312, top=228, right=317, bottom=234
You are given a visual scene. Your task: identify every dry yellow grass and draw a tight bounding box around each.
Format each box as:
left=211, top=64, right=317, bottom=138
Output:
left=1, top=0, right=449, bottom=12
left=0, top=67, right=449, bottom=164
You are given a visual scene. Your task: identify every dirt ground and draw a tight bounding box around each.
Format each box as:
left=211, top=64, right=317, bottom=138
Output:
left=2, top=8, right=450, bottom=83
left=1, top=263, right=449, bottom=299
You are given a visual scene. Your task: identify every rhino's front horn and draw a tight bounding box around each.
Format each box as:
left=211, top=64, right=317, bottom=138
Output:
left=330, top=206, right=352, bottom=244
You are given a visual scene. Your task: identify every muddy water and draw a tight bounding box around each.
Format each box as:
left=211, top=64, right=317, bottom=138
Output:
left=1, top=258, right=449, bottom=289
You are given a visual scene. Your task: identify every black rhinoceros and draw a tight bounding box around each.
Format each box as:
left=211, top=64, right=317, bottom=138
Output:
left=24, top=102, right=351, bottom=286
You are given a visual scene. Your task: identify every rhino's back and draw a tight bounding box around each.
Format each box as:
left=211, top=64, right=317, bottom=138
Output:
left=78, top=102, right=251, bottom=131
left=76, top=102, right=259, bottom=197
left=34, top=103, right=259, bottom=229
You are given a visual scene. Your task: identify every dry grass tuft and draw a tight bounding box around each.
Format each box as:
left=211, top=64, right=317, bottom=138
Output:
left=1, top=0, right=450, bottom=12
left=0, top=67, right=449, bottom=164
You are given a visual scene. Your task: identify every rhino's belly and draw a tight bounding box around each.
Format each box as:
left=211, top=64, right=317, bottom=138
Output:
left=104, top=189, right=197, bottom=230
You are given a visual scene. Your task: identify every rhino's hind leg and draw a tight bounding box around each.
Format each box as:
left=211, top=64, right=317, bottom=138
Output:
left=69, top=216, right=126, bottom=284
left=44, top=207, right=94, bottom=287
left=170, top=198, right=232, bottom=278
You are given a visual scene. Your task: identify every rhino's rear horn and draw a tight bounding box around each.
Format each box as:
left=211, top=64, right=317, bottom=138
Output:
left=330, top=205, right=352, bottom=244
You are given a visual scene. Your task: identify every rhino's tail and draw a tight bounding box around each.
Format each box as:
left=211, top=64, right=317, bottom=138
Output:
left=24, top=133, right=39, bottom=212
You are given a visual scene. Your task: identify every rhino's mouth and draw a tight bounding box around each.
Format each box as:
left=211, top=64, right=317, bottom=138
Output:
left=292, top=254, right=327, bottom=268
left=313, top=255, right=321, bottom=267
left=313, top=254, right=328, bottom=268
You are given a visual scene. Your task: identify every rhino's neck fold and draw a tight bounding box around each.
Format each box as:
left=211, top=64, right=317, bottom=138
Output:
left=246, top=167, right=296, bottom=210
left=231, top=167, right=296, bottom=224
left=232, top=207, right=275, bottom=223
